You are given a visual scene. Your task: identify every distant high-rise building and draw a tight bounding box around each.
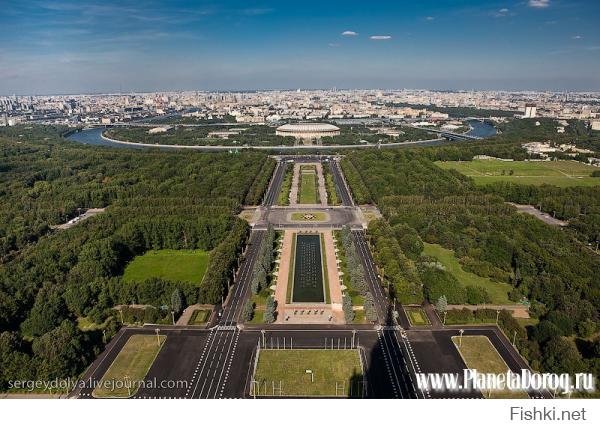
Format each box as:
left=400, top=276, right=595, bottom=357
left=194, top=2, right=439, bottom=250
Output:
left=524, top=103, right=537, bottom=118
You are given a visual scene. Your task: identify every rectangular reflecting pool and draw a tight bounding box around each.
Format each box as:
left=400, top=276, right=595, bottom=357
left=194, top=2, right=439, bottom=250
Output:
left=292, top=234, right=325, bottom=303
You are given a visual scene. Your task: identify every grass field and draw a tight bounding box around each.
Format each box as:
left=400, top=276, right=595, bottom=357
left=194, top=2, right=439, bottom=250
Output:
left=423, top=243, right=512, bottom=304
left=252, top=349, right=364, bottom=397
left=436, top=160, right=600, bottom=187
left=188, top=309, right=211, bottom=325
left=352, top=309, right=366, bottom=324
left=123, top=249, right=209, bottom=284
left=452, top=336, right=528, bottom=399
left=290, top=212, right=327, bottom=221
left=405, top=307, right=431, bottom=326
left=298, top=170, right=319, bottom=204
left=93, top=335, right=166, bottom=398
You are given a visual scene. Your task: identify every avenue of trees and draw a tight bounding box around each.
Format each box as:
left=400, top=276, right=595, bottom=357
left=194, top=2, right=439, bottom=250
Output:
left=339, top=226, right=377, bottom=322
left=341, top=143, right=599, bottom=384
left=0, top=125, right=274, bottom=390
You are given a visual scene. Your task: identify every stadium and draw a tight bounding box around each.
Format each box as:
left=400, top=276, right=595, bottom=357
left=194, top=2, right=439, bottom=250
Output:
left=276, top=123, right=340, bottom=140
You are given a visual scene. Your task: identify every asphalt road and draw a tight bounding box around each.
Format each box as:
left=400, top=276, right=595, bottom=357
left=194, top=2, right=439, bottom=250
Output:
left=263, top=161, right=286, bottom=207
left=329, top=159, right=354, bottom=206
left=267, top=206, right=361, bottom=228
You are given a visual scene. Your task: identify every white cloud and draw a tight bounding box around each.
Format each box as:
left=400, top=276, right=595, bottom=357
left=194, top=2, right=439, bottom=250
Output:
left=572, top=35, right=583, bottom=40
left=493, top=8, right=510, bottom=17
left=425, top=16, right=435, bottom=21
left=328, top=43, right=340, bottom=47
left=528, top=0, right=550, bottom=8
left=341, top=31, right=358, bottom=36
left=370, top=35, right=391, bottom=40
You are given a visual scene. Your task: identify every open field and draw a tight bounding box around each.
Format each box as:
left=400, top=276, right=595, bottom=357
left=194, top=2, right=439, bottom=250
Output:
left=123, top=249, right=209, bottom=284
left=252, top=349, right=364, bottom=397
left=436, top=160, right=600, bottom=187
left=298, top=169, right=319, bottom=204
left=423, top=243, right=512, bottom=304
left=188, top=309, right=211, bottom=325
left=290, top=212, right=327, bottom=221
left=452, top=336, right=528, bottom=399
left=92, top=335, right=166, bottom=398
left=405, top=307, right=431, bottom=326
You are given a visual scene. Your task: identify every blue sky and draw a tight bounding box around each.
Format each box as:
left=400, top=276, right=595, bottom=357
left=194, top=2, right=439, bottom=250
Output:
left=0, top=0, right=599, bottom=94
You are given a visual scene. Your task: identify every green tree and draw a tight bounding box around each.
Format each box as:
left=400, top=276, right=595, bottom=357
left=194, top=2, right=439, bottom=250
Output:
left=243, top=301, right=255, bottom=322
left=343, top=294, right=355, bottom=323
left=435, top=295, right=448, bottom=313
left=171, top=288, right=185, bottom=315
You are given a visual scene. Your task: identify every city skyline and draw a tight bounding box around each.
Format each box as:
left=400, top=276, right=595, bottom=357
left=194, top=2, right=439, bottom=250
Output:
left=1, top=0, right=600, bottom=95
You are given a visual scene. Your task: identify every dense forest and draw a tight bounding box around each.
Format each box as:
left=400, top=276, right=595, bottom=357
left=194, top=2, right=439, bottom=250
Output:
left=341, top=147, right=599, bottom=389
left=0, top=125, right=274, bottom=390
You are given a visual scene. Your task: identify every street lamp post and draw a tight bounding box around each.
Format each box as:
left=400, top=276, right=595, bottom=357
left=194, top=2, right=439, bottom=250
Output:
left=171, top=311, right=175, bottom=325
left=124, top=375, right=131, bottom=397
left=305, top=369, right=314, bottom=383
left=496, top=309, right=500, bottom=325
left=352, top=330, right=357, bottom=349
left=261, top=330, right=266, bottom=348
left=459, top=329, right=465, bottom=347
left=443, top=311, right=447, bottom=325
left=155, top=328, right=160, bottom=346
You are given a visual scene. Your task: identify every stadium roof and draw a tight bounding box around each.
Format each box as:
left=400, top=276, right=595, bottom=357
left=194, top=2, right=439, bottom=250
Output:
left=276, top=123, right=340, bottom=132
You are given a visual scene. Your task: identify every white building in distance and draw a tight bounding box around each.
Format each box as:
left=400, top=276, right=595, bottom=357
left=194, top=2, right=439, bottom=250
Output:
left=524, top=104, right=537, bottom=118
left=276, top=123, right=340, bottom=140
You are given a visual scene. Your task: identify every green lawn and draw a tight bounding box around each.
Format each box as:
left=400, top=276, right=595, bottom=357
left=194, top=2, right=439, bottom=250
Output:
left=290, top=212, right=327, bottom=221
left=423, top=243, right=512, bottom=304
left=77, top=316, right=111, bottom=332
left=405, top=308, right=431, bottom=326
left=452, top=336, right=528, bottom=399
left=252, top=349, right=364, bottom=397
left=93, top=335, right=166, bottom=398
left=123, top=249, right=209, bottom=284
left=298, top=170, right=319, bottom=204
left=436, top=160, right=600, bottom=187
left=188, top=309, right=211, bottom=325
left=352, top=309, right=366, bottom=324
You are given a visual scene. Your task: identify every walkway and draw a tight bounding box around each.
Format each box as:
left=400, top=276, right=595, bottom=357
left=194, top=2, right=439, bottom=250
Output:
left=446, top=304, right=530, bottom=319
